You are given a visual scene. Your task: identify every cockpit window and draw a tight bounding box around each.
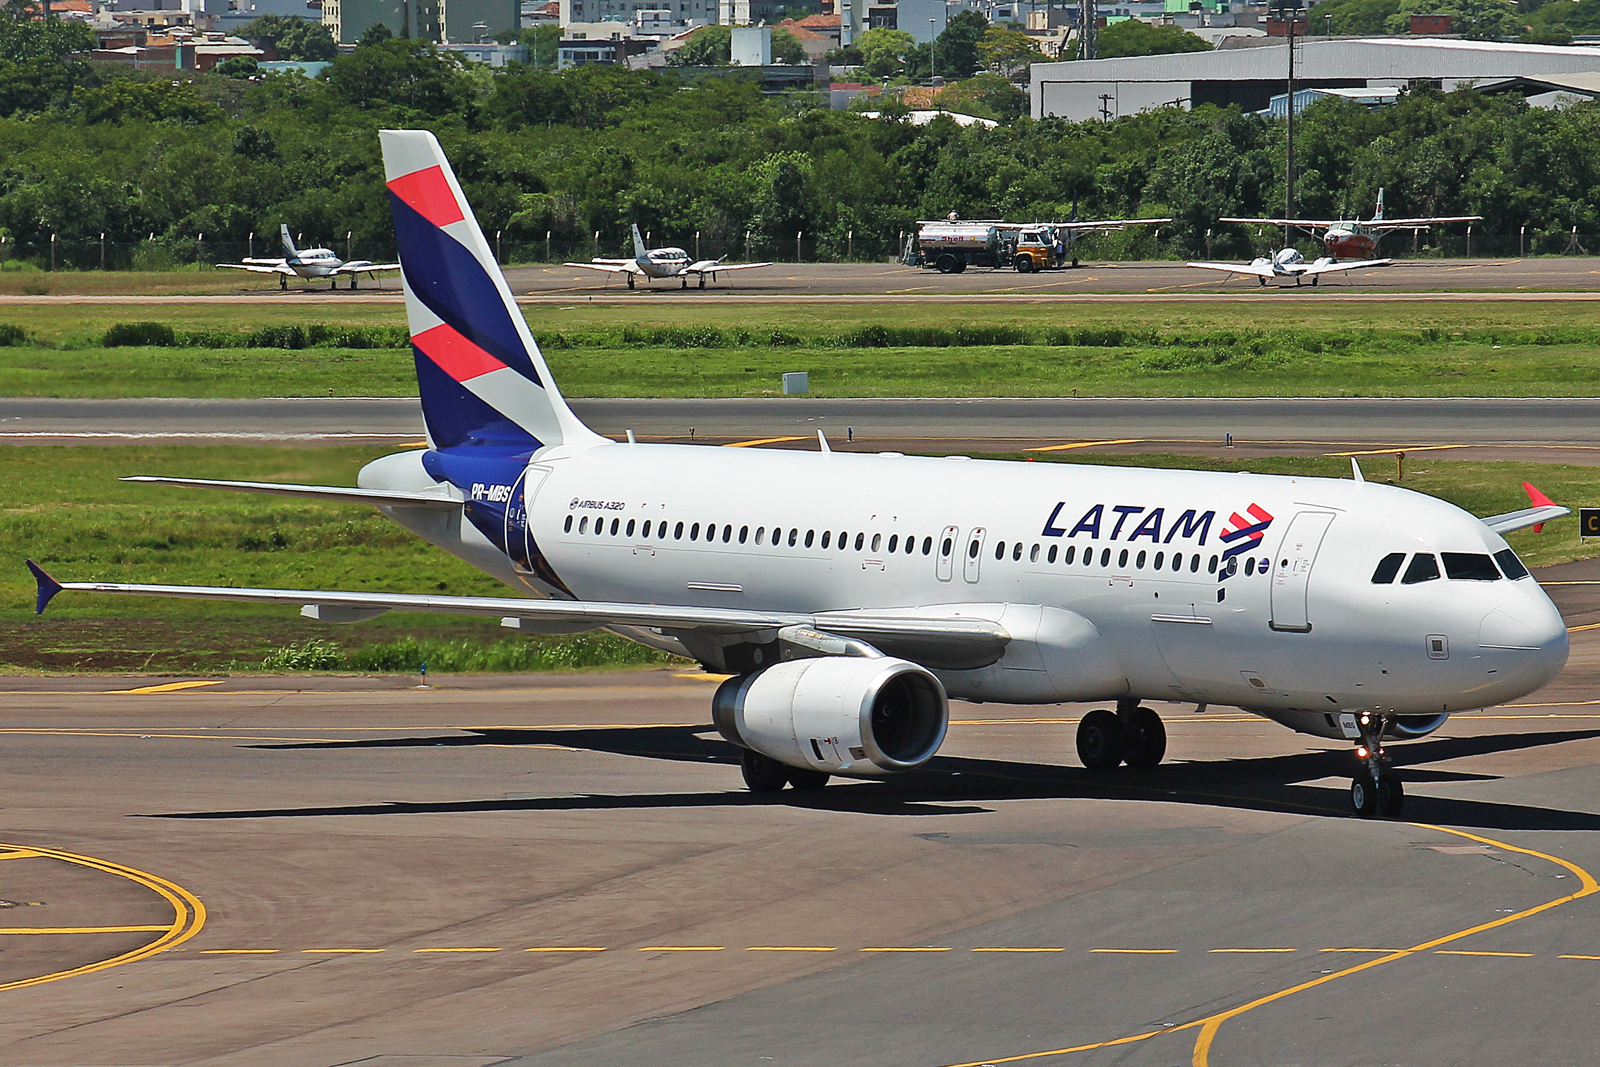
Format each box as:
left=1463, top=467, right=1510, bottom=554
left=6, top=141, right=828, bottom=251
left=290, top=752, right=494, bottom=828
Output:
left=1442, top=552, right=1501, bottom=581
left=1371, top=552, right=1405, bottom=584
left=1494, top=548, right=1530, bottom=580
left=1401, top=553, right=1440, bottom=584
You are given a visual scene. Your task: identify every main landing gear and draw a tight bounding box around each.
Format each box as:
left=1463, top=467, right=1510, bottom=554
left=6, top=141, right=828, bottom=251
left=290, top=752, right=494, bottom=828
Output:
left=1076, top=699, right=1167, bottom=770
left=740, top=749, right=830, bottom=793
left=1348, top=711, right=1404, bottom=818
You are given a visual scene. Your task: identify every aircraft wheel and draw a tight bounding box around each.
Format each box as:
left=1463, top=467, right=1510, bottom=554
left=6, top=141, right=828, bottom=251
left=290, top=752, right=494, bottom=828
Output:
left=741, top=749, right=789, bottom=793
left=1076, top=709, right=1127, bottom=770
left=936, top=254, right=958, bottom=274
left=1350, top=771, right=1380, bottom=817
left=1377, top=774, right=1404, bottom=817
left=1120, top=706, right=1167, bottom=768
left=788, top=768, right=830, bottom=790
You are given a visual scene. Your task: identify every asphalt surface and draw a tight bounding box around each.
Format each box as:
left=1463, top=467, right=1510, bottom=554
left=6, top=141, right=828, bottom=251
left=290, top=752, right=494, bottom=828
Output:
left=4, top=565, right=1600, bottom=1065
left=4, top=259, right=1600, bottom=303
left=9, top=395, right=1600, bottom=464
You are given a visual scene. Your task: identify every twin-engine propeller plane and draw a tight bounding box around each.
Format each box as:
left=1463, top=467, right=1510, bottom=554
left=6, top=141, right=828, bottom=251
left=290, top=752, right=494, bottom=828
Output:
left=1220, top=189, right=1483, bottom=261
left=565, top=224, right=772, bottom=289
left=216, top=224, right=401, bottom=290
left=29, top=131, right=1571, bottom=818
left=1186, top=246, right=1391, bottom=287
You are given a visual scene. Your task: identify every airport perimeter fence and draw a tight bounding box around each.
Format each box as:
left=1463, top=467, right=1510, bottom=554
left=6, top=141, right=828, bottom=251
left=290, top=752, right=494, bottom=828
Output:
left=1, top=229, right=1595, bottom=273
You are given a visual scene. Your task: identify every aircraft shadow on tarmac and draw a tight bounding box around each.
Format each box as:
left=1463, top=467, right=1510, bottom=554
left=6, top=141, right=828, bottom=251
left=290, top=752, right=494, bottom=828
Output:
left=144, top=724, right=1600, bottom=831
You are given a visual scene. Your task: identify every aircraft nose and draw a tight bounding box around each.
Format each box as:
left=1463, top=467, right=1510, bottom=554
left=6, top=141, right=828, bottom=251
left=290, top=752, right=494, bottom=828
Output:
left=1478, top=593, right=1569, bottom=693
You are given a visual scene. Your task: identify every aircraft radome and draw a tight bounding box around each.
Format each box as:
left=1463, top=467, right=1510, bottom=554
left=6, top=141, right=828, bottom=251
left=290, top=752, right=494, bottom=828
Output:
left=29, top=130, right=1570, bottom=818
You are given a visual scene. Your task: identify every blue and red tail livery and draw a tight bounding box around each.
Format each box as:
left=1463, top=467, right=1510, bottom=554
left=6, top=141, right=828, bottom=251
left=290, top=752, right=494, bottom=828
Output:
left=380, top=130, right=597, bottom=452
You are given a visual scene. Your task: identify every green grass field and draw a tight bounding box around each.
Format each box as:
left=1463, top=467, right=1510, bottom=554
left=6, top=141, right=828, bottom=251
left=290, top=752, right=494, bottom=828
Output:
left=4, top=444, right=1594, bottom=672
left=2, top=300, right=1600, bottom=398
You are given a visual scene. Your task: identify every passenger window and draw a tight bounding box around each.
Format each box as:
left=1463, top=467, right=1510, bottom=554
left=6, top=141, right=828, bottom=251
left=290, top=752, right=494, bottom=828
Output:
left=1012, top=543, right=1023, bottom=561
left=1370, top=552, right=1405, bottom=584
left=1443, top=552, right=1500, bottom=581
left=1118, top=548, right=1129, bottom=568
left=1136, top=550, right=1147, bottom=569
left=789, top=529, right=799, bottom=547
left=674, top=521, right=684, bottom=539
left=1047, top=545, right=1057, bottom=563
left=1494, top=547, right=1530, bottom=580
left=1402, top=553, right=1441, bottom=584
left=564, top=515, right=573, bottom=533
left=805, top=530, right=815, bottom=548
left=871, top=534, right=882, bottom=552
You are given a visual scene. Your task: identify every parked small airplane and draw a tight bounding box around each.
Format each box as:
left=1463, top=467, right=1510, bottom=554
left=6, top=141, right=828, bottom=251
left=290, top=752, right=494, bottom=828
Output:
left=1186, top=247, right=1391, bottom=287
left=216, top=225, right=401, bottom=289
left=566, top=225, right=772, bottom=289
left=1220, top=189, right=1482, bottom=261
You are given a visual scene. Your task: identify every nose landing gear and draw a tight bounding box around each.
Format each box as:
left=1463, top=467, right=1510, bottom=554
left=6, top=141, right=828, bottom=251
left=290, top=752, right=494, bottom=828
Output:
left=1349, top=711, right=1404, bottom=818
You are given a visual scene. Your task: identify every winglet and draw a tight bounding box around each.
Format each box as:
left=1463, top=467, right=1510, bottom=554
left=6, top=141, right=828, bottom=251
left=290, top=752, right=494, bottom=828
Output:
left=1350, top=458, right=1364, bottom=483
left=26, top=559, right=63, bottom=615
left=1523, top=481, right=1556, bottom=533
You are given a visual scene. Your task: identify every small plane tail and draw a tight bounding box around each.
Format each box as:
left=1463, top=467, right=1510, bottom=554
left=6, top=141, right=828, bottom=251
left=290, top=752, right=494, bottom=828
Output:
left=379, top=129, right=597, bottom=452
left=632, top=223, right=649, bottom=261
left=1374, top=188, right=1385, bottom=222
left=279, top=224, right=298, bottom=257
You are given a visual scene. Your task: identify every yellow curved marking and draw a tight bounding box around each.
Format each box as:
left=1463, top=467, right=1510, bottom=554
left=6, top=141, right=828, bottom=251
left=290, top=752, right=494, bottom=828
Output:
left=935, top=824, right=1598, bottom=1067
left=0, top=842, right=206, bottom=993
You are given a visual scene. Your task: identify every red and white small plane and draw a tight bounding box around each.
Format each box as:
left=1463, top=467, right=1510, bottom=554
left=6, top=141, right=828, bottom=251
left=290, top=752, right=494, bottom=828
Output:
left=1220, top=189, right=1482, bottom=261
left=566, top=224, right=772, bottom=290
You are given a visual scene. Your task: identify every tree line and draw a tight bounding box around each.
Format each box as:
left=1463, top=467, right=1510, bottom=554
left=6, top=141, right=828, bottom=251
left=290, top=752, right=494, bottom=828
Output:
left=1, top=7, right=1598, bottom=263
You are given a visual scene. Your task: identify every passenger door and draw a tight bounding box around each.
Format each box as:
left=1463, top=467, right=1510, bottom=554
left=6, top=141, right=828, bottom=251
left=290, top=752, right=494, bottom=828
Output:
left=1269, top=511, right=1336, bottom=633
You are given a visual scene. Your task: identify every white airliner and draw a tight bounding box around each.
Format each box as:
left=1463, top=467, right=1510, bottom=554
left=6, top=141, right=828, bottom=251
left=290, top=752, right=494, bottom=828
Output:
left=1187, top=247, right=1391, bottom=287
left=565, top=224, right=772, bottom=290
left=29, top=130, right=1570, bottom=818
left=216, top=224, right=401, bottom=290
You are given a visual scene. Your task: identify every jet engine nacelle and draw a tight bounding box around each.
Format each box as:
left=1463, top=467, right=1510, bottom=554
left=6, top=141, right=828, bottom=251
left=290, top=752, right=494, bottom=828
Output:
left=713, top=657, right=948, bottom=777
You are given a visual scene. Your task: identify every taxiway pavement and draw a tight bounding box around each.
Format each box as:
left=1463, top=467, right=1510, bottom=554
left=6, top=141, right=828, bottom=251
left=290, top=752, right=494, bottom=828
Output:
left=3, top=582, right=1600, bottom=1065
left=7, top=395, right=1600, bottom=464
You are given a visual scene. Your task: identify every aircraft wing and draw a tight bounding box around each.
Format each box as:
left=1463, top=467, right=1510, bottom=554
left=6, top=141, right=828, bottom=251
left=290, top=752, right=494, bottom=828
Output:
left=563, top=260, right=642, bottom=274
left=1056, top=217, right=1172, bottom=232
left=216, top=262, right=296, bottom=276
left=1186, top=261, right=1276, bottom=279
left=1300, top=257, right=1391, bottom=276
left=1481, top=505, right=1569, bottom=535
left=119, top=476, right=458, bottom=510
left=1217, top=217, right=1339, bottom=231
left=26, top=561, right=1010, bottom=667
left=331, top=261, right=401, bottom=275
left=685, top=260, right=772, bottom=274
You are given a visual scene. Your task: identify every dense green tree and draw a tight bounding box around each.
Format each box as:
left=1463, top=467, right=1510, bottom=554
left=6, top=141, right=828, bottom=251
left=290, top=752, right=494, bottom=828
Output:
left=1097, top=19, right=1211, bottom=58
left=239, top=15, right=337, bottom=61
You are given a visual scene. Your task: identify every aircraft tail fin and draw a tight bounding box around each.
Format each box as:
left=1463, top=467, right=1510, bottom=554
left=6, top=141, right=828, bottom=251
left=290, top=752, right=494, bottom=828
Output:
left=1374, top=188, right=1385, bottom=222
left=632, top=223, right=649, bottom=261
left=280, top=224, right=298, bottom=257
left=379, top=129, right=598, bottom=452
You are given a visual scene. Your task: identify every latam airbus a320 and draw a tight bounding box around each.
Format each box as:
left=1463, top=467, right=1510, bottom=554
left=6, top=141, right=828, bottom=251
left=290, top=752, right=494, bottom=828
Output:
left=29, top=131, right=1570, bottom=818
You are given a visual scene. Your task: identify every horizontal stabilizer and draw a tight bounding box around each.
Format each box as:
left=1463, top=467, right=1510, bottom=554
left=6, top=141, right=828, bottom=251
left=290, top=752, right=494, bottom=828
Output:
left=121, top=476, right=460, bottom=509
